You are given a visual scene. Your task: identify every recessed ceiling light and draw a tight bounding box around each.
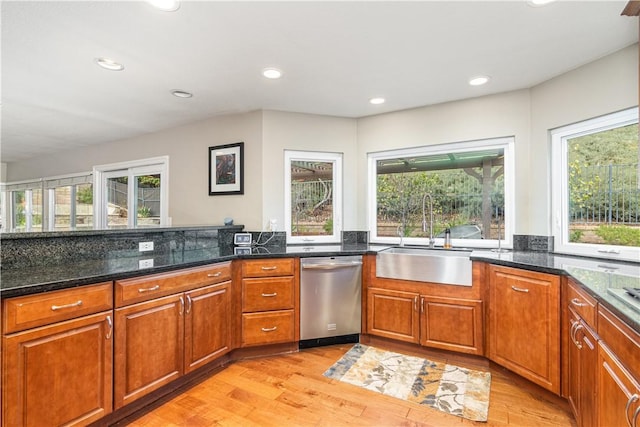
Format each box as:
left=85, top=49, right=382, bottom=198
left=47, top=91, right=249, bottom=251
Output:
left=95, top=57, right=124, bottom=71
left=369, top=97, right=385, bottom=105
left=469, top=76, right=490, bottom=86
left=171, top=90, right=193, bottom=98
left=526, top=0, right=556, bottom=7
left=147, top=0, right=180, bottom=11
left=262, top=68, right=283, bottom=79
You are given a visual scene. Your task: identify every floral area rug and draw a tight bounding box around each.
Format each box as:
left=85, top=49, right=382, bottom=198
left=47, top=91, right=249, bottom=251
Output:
left=323, top=343, right=491, bottom=422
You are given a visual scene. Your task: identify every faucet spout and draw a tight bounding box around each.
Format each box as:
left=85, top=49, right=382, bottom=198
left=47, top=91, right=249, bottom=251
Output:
left=422, top=193, right=435, bottom=248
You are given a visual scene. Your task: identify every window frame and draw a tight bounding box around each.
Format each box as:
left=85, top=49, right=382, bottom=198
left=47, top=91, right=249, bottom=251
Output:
left=284, top=150, right=343, bottom=244
left=43, top=171, right=93, bottom=231
left=367, top=137, right=515, bottom=248
left=93, top=156, right=169, bottom=229
left=551, top=107, right=639, bottom=262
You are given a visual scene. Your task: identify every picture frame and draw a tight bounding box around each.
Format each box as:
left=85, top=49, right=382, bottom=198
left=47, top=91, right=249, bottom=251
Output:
left=208, top=142, right=244, bottom=195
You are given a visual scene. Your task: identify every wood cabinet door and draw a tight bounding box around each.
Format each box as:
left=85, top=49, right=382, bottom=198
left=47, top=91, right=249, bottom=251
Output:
left=2, top=311, right=113, bottom=427
left=489, top=265, right=560, bottom=394
left=184, top=281, right=231, bottom=373
left=114, top=294, right=184, bottom=409
left=567, top=310, right=598, bottom=427
left=367, top=287, right=419, bottom=344
left=598, top=342, right=640, bottom=427
left=420, top=296, right=483, bottom=355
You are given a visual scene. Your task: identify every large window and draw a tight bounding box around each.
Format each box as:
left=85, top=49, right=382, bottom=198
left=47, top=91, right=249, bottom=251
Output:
left=2, top=180, right=44, bottom=232
left=284, top=150, right=343, bottom=244
left=44, top=173, right=94, bottom=231
left=368, top=137, right=514, bottom=248
left=551, top=107, right=639, bottom=262
left=94, top=157, right=169, bottom=229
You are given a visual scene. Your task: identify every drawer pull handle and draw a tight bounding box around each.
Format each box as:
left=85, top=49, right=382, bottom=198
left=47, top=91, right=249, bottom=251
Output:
left=511, top=286, right=529, bottom=293
left=51, top=300, right=83, bottom=311
left=179, top=296, right=185, bottom=316
left=626, top=394, right=639, bottom=427
left=571, top=298, right=587, bottom=307
left=138, top=285, right=160, bottom=293
left=207, top=272, right=222, bottom=278
left=105, top=315, right=113, bottom=340
left=261, top=266, right=278, bottom=271
left=261, top=326, right=278, bottom=332
left=633, top=405, right=640, bottom=427
left=261, top=292, right=278, bottom=297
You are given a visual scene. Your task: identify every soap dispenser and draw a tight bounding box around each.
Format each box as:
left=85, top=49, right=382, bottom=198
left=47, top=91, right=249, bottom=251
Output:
left=443, top=228, right=452, bottom=249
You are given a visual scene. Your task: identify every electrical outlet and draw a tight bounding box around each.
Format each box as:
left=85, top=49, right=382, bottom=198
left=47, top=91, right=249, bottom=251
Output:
left=139, top=241, right=154, bottom=252
left=138, top=259, right=154, bottom=269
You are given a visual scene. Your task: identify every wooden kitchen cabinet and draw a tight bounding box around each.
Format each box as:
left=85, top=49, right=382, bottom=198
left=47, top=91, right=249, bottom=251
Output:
left=420, top=295, right=483, bottom=355
left=185, top=281, right=232, bottom=373
left=2, top=283, right=114, bottom=427
left=488, top=264, right=561, bottom=394
left=114, top=293, right=184, bottom=409
left=596, top=305, right=640, bottom=427
left=114, top=262, right=232, bottom=409
left=240, top=258, right=298, bottom=347
left=567, top=308, right=598, bottom=427
left=367, top=287, right=420, bottom=344
left=564, top=279, right=599, bottom=427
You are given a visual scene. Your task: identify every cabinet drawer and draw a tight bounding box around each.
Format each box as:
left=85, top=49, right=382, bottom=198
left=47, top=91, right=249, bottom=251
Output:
left=3, top=282, right=113, bottom=334
left=242, top=258, right=294, bottom=278
left=242, top=277, right=294, bottom=312
left=566, top=279, right=597, bottom=327
left=115, top=262, right=231, bottom=307
left=242, top=310, right=295, bottom=346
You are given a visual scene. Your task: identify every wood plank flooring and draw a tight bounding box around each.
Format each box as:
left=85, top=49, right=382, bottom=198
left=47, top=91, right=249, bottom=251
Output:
left=123, top=343, right=576, bottom=427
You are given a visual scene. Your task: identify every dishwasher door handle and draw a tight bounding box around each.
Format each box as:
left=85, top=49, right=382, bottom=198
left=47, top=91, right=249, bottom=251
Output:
left=301, top=262, right=363, bottom=270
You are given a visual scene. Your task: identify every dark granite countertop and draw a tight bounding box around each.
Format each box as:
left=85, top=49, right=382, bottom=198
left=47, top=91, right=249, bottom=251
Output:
left=2, top=243, right=638, bottom=332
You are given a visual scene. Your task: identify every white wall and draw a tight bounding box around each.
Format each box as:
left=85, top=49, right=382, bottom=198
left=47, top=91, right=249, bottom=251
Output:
left=356, top=90, right=531, bottom=232
left=529, top=43, right=638, bottom=234
left=6, top=111, right=265, bottom=230
left=261, top=110, right=358, bottom=232
left=356, top=43, right=637, bottom=236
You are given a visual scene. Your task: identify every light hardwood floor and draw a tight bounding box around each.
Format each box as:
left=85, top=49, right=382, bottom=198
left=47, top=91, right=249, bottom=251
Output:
left=123, top=343, right=576, bottom=427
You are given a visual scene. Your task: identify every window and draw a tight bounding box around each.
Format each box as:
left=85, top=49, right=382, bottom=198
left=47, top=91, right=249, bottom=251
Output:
left=93, top=157, right=169, bottom=229
left=44, top=173, right=93, bottom=231
left=284, top=150, right=343, bottom=244
left=2, top=180, right=44, bottom=232
left=367, top=137, right=515, bottom=248
left=551, top=107, right=639, bottom=262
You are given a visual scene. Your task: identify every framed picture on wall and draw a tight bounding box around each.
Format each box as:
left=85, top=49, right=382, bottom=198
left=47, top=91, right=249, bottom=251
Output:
left=208, top=142, right=244, bottom=195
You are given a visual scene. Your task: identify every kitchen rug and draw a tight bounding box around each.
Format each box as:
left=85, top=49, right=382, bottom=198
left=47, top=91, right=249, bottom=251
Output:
left=323, top=343, right=491, bottom=422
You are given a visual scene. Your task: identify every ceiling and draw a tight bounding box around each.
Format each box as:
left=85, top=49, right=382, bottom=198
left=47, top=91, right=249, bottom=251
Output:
left=1, top=1, right=637, bottom=164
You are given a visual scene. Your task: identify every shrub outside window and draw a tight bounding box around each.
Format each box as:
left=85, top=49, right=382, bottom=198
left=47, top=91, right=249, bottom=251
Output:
left=551, top=107, right=639, bottom=262
left=367, top=137, right=514, bottom=248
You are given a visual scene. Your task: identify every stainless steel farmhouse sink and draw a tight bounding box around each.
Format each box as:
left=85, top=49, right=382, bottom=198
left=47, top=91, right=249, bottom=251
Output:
left=376, top=247, right=473, bottom=286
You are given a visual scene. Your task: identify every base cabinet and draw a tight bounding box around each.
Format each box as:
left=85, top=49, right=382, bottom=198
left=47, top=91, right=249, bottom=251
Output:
left=3, top=311, right=113, bottom=427
left=567, top=310, right=598, bottom=427
left=489, top=265, right=560, bottom=394
left=114, top=263, right=232, bottom=409
left=420, top=296, right=483, bottom=355
left=367, top=287, right=419, bottom=344
left=598, top=342, right=640, bottom=427
left=114, top=294, right=185, bottom=409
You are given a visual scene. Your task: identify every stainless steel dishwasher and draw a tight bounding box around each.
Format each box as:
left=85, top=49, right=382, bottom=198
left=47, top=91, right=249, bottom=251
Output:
left=299, top=256, right=363, bottom=348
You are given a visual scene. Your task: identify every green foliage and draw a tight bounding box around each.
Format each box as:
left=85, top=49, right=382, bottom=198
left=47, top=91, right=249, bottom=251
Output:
left=323, top=217, right=333, bottom=234
left=595, top=226, right=640, bottom=246
left=569, top=229, right=583, bottom=243
left=137, top=206, right=152, bottom=218
left=77, top=186, right=93, bottom=204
